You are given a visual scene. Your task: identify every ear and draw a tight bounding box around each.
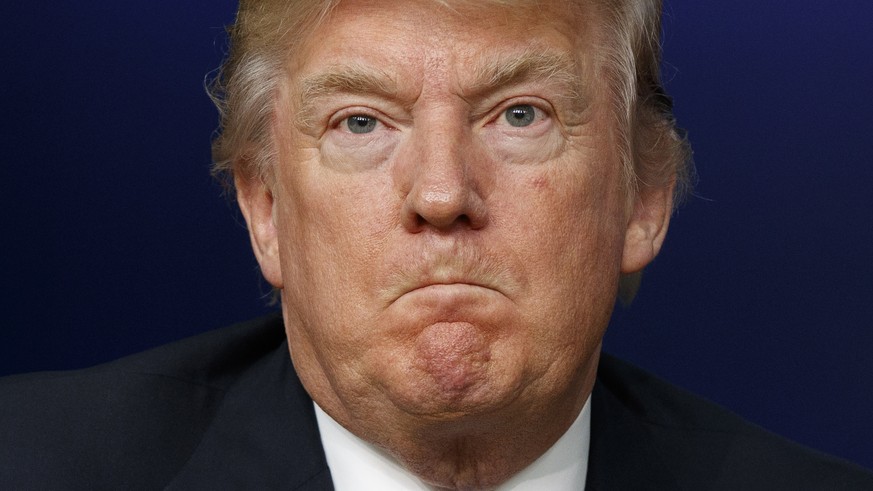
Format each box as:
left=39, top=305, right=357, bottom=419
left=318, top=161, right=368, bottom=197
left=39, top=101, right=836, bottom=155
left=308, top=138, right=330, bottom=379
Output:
left=621, top=181, right=674, bottom=275
left=235, top=173, right=284, bottom=289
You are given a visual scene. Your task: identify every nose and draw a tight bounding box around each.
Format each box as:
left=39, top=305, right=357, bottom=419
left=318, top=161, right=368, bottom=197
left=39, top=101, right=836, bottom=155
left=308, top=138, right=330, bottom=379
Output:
left=397, top=122, right=489, bottom=233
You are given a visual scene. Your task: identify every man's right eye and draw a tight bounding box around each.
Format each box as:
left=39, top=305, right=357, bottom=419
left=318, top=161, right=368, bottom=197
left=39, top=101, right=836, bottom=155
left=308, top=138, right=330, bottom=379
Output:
left=345, top=115, right=378, bottom=134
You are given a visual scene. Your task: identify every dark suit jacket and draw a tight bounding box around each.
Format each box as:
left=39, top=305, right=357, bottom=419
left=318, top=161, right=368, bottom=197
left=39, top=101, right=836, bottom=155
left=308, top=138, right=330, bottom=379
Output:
left=2, top=313, right=872, bottom=490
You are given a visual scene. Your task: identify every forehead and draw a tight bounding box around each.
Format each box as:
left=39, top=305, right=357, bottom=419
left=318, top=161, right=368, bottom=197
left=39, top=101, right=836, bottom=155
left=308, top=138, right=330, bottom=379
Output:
left=286, top=0, right=598, bottom=80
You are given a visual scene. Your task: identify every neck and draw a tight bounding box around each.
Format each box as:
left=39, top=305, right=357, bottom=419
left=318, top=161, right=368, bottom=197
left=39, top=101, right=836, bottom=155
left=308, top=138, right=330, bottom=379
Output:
left=328, top=371, right=595, bottom=490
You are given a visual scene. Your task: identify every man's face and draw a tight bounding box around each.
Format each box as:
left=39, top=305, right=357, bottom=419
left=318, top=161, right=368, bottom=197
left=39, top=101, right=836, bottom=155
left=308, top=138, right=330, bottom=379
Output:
left=240, top=0, right=670, bottom=435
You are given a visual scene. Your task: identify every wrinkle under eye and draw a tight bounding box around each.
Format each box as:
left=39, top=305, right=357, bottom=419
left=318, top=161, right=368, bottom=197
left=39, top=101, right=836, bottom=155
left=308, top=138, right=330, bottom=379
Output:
left=346, top=115, right=377, bottom=134
left=505, top=105, right=536, bottom=127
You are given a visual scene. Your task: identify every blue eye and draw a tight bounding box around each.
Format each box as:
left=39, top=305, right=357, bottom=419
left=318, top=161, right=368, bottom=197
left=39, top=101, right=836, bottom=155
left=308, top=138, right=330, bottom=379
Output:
left=346, top=115, right=377, bottom=134
left=504, top=104, right=536, bottom=127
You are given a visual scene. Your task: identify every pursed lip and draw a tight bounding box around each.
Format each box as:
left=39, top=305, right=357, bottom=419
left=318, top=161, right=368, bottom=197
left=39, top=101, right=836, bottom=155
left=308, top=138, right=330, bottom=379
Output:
left=383, top=282, right=504, bottom=314
left=379, top=247, right=517, bottom=306
left=386, top=275, right=507, bottom=306
left=406, top=280, right=498, bottom=295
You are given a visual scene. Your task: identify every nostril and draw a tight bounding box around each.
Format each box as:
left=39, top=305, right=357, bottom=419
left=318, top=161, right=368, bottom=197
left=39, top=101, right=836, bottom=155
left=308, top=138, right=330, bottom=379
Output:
left=406, top=211, right=474, bottom=233
left=412, top=213, right=426, bottom=230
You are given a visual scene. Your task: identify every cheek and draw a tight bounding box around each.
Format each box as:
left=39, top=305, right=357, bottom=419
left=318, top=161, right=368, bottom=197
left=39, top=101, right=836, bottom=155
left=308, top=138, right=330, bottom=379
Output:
left=275, top=156, right=397, bottom=298
left=520, top=158, right=623, bottom=233
left=274, top=167, right=400, bottom=375
left=534, top=176, right=624, bottom=343
left=505, top=159, right=627, bottom=302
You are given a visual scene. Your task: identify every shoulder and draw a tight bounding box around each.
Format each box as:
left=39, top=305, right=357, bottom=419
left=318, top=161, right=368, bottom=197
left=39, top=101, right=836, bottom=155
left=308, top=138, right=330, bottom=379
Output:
left=589, top=353, right=873, bottom=490
left=0, top=311, right=287, bottom=402
left=0, top=312, right=287, bottom=489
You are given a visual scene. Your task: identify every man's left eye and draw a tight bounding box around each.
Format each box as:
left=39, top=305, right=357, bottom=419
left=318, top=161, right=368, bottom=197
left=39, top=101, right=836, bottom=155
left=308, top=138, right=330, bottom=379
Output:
left=503, top=104, right=537, bottom=127
left=346, top=115, right=378, bottom=134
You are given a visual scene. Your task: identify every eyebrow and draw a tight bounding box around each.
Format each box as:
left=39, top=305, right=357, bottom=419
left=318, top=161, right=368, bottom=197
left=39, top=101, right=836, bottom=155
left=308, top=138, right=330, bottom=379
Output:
left=464, top=50, right=582, bottom=101
left=296, top=65, right=399, bottom=127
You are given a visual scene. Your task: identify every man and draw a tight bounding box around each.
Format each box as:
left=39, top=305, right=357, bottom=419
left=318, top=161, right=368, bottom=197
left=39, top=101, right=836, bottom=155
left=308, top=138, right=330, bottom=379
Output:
left=2, top=0, right=872, bottom=489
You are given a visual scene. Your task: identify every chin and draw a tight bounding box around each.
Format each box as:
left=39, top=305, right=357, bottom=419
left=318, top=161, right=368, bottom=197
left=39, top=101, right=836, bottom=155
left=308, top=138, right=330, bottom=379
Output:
left=387, top=379, right=521, bottom=424
left=373, top=322, right=529, bottom=421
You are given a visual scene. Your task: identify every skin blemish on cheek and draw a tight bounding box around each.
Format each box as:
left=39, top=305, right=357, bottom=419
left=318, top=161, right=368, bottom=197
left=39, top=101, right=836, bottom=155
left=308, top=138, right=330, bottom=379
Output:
left=529, top=175, right=551, bottom=191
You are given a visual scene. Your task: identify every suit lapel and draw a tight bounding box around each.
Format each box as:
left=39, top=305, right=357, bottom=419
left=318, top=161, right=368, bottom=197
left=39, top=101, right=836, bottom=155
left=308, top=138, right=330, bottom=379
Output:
left=585, top=368, right=681, bottom=491
left=165, top=343, right=334, bottom=490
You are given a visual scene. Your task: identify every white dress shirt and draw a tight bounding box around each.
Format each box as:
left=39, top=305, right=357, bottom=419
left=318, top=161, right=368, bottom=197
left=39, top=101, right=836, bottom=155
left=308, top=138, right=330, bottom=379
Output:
left=314, top=397, right=590, bottom=490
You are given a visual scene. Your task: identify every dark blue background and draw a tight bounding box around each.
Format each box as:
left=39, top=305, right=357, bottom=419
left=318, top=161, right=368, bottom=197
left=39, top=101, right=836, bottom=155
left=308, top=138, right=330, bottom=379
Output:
left=3, top=1, right=872, bottom=472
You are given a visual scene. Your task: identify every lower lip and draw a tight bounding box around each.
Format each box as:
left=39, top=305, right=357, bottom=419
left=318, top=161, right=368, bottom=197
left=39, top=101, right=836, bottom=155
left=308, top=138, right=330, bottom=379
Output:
left=412, top=283, right=490, bottom=293
left=402, top=283, right=498, bottom=303
left=389, top=283, right=509, bottom=330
